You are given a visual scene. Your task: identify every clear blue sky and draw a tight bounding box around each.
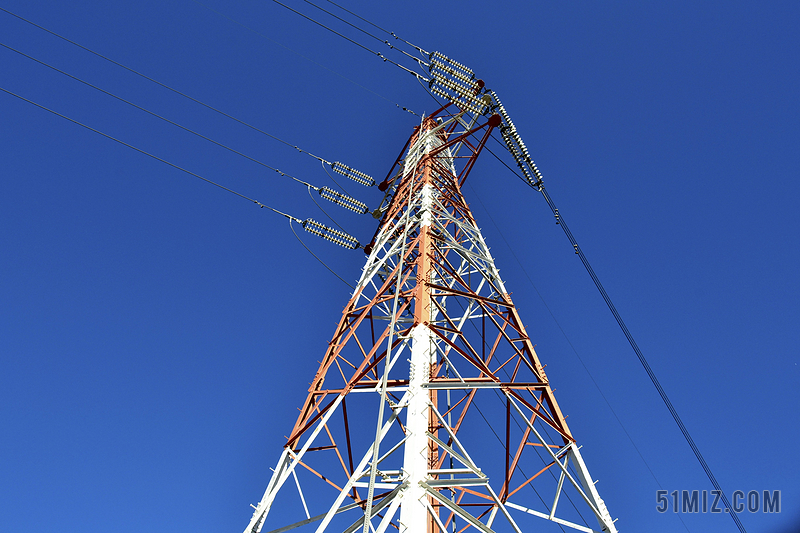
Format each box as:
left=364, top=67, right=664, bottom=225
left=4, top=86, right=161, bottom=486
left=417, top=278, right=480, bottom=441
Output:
left=1, top=1, right=798, bottom=532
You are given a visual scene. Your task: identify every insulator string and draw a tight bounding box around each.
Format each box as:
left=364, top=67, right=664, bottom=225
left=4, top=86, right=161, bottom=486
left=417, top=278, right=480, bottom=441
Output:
left=301, top=219, right=360, bottom=250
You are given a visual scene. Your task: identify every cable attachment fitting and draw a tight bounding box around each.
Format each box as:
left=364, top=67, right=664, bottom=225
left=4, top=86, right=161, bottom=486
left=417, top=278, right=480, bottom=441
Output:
left=331, top=162, right=375, bottom=187
left=318, top=186, right=369, bottom=214
left=302, top=219, right=361, bottom=250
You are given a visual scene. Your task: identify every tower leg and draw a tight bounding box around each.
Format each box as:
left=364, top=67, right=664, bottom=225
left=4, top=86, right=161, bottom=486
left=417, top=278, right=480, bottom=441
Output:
left=568, top=444, right=618, bottom=533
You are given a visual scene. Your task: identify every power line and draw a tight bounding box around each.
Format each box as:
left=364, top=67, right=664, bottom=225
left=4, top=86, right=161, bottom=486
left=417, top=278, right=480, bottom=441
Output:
left=0, top=6, right=415, bottom=185
left=302, top=0, right=426, bottom=65
left=303, top=0, right=385, bottom=46
left=0, top=85, right=293, bottom=218
left=268, top=0, right=426, bottom=81
left=188, top=0, right=420, bottom=117
left=2, top=84, right=361, bottom=253
left=0, top=4, right=419, bottom=162
left=484, top=126, right=746, bottom=532
left=271, top=0, right=377, bottom=56
left=0, top=42, right=307, bottom=183
left=322, top=0, right=427, bottom=56
left=289, top=219, right=354, bottom=289
left=0, top=5, right=327, bottom=150
left=538, top=183, right=747, bottom=533
left=465, top=180, right=692, bottom=532
left=0, top=40, right=375, bottom=218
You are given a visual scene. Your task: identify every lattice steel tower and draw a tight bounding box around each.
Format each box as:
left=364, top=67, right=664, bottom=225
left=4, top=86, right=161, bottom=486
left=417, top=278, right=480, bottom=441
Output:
left=244, top=91, right=618, bottom=533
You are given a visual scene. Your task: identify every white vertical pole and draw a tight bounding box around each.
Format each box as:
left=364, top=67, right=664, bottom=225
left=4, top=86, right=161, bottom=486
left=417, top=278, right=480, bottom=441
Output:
left=399, top=322, right=435, bottom=532
left=399, top=166, right=436, bottom=532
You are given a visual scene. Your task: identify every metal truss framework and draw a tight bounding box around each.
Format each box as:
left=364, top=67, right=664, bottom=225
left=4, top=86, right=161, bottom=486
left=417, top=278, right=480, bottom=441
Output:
left=244, top=107, right=617, bottom=533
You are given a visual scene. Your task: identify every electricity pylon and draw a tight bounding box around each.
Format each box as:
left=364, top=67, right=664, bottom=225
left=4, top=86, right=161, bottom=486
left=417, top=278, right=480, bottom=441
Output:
left=244, top=106, right=618, bottom=533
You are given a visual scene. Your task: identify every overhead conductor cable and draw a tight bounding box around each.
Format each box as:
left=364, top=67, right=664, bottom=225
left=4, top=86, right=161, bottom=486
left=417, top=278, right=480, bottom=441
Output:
left=322, top=0, right=429, bottom=56
left=0, top=40, right=375, bottom=220
left=484, top=85, right=748, bottom=533
left=301, top=0, right=425, bottom=67
left=1, top=37, right=368, bottom=252
left=0, top=86, right=362, bottom=252
left=269, top=0, right=427, bottom=81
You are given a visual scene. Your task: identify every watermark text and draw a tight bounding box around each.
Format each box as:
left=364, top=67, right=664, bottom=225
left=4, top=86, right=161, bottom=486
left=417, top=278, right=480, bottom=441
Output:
left=656, top=490, right=780, bottom=513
